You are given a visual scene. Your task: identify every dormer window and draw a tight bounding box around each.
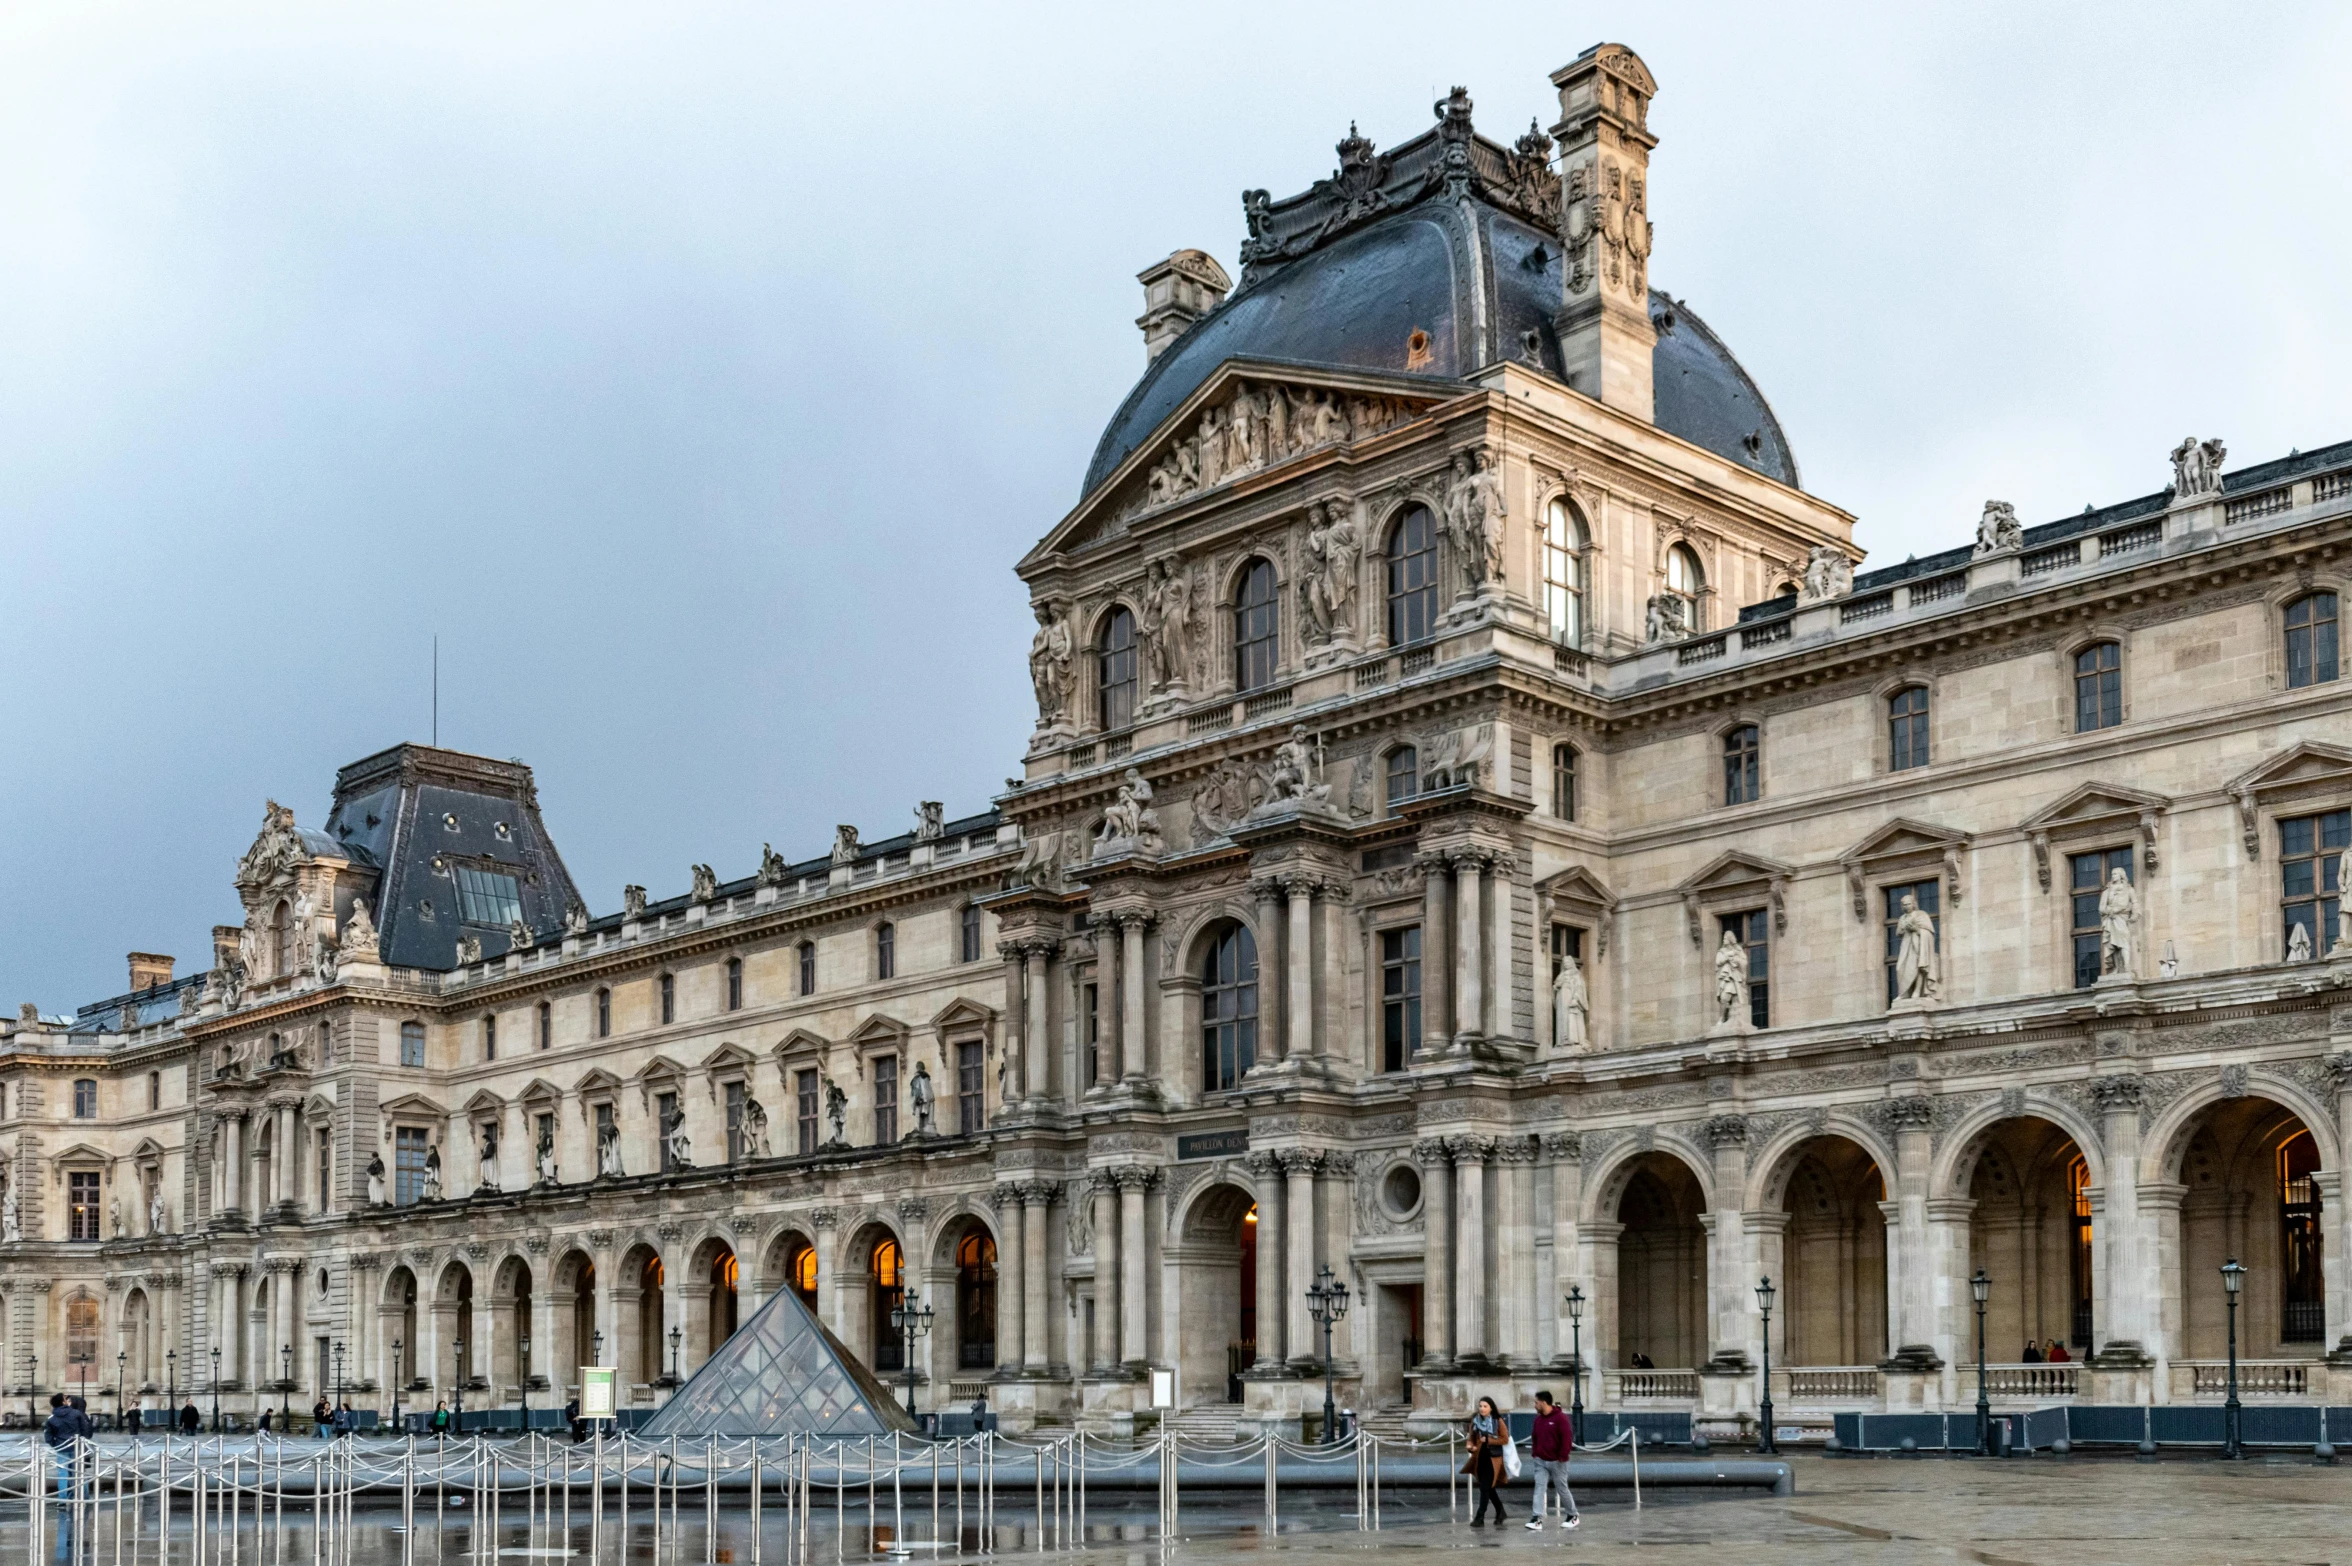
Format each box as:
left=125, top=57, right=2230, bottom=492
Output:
left=453, top=866, right=522, bottom=927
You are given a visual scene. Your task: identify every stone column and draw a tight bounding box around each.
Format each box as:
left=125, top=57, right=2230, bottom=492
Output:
left=2330, top=1053, right=2352, bottom=1355
left=1022, top=944, right=1056, bottom=1104
left=1414, top=1141, right=1453, bottom=1364
left=1452, top=858, right=1484, bottom=1047
left=1451, top=1137, right=1492, bottom=1364
left=1416, top=854, right=1452, bottom=1053
left=1285, top=879, right=1317, bottom=1061
left=1097, top=924, right=1123, bottom=1087
left=1924, top=1196, right=1976, bottom=1392
left=1496, top=1137, right=1539, bottom=1367
left=1282, top=1151, right=1319, bottom=1368
left=224, top=1113, right=245, bottom=1214
left=1586, top=1220, right=1625, bottom=1370
left=1120, top=914, right=1150, bottom=1082
left=1244, top=1152, right=1285, bottom=1367
left=1489, top=857, right=1515, bottom=1047
left=1543, top=1134, right=1585, bottom=1368
left=274, top=1260, right=299, bottom=1387
left=1088, top=1174, right=1118, bottom=1372
left=280, top=1103, right=299, bottom=1207
left=997, top=943, right=1030, bottom=1097
left=1116, top=1166, right=1151, bottom=1365
left=989, top=1188, right=1024, bottom=1374
left=1251, top=878, right=1287, bottom=1062
left=805, top=1209, right=841, bottom=1339
left=2092, top=1075, right=2153, bottom=1364
left=1316, top=1153, right=1357, bottom=1365
left=1019, top=1182, right=1053, bottom=1369
left=1881, top=1099, right=1940, bottom=1372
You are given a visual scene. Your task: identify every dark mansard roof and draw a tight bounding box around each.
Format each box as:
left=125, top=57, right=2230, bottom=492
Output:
left=1081, top=93, right=1799, bottom=499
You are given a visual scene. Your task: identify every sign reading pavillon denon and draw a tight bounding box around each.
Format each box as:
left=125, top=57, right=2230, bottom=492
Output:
left=1177, top=1130, right=1251, bottom=1162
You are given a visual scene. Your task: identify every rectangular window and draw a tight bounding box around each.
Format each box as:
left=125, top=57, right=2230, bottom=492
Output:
left=876, top=923, right=896, bottom=981
left=656, top=1091, right=680, bottom=1173
left=452, top=865, right=523, bottom=927
left=2069, top=847, right=2134, bottom=988
left=537, top=1002, right=551, bottom=1050
left=659, top=974, right=675, bottom=1024
left=2073, top=642, right=2122, bottom=732
left=725, top=1081, right=746, bottom=1163
left=960, top=904, right=984, bottom=964
left=956, top=1039, right=985, bottom=1135
left=795, top=1068, right=820, bottom=1155
left=400, top=1020, right=426, bottom=1068
left=72, top=1079, right=96, bottom=1118
left=317, top=1129, right=332, bottom=1211
left=798, top=942, right=817, bottom=996
left=593, top=1102, right=616, bottom=1169
left=595, top=989, right=611, bottom=1038
left=1552, top=745, right=1578, bottom=821
left=148, top=1071, right=160, bottom=1111
left=482, top=1013, right=496, bottom=1060
left=1881, top=879, right=1941, bottom=1004
left=1381, top=925, right=1423, bottom=1072
left=69, top=1170, right=101, bottom=1241
left=2286, top=592, right=2340, bottom=689
left=1888, top=687, right=1930, bottom=771
left=2280, top=809, right=2350, bottom=959
left=394, top=1126, right=430, bottom=1206
left=873, top=1055, right=899, bottom=1145
left=1723, top=726, right=1761, bottom=806
left=1082, top=981, right=1101, bottom=1087
left=725, top=958, right=743, bottom=1011
left=1386, top=747, right=1419, bottom=807
left=1726, top=909, right=1770, bottom=1028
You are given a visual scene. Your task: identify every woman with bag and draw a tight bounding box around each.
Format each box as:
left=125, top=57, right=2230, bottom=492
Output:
left=1462, top=1396, right=1513, bottom=1526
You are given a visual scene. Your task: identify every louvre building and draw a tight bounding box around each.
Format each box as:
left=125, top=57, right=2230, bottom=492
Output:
left=10, top=42, right=2351, bottom=1440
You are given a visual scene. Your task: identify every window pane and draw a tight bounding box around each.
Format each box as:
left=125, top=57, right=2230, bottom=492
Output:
left=1099, top=608, right=1136, bottom=730
left=1387, top=506, right=1438, bottom=646
left=452, top=866, right=523, bottom=927
left=1234, top=559, right=1280, bottom=692
left=1200, top=926, right=1260, bottom=1091
left=1386, top=747, right=1418, bottom=806
left=1552, top=745, right=1577, bottom=820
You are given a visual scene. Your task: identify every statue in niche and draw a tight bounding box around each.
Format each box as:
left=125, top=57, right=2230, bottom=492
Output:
left=2099, top=868, right=2139, bottom=979
left=596, top=1119, right=624, bottom=1178
left=1974, top=500, right=2023, bottom=557
left=909, top=1062, right=937, bottom=1137
left=823, top=1077, right=849, bottom=1145
left=1094, top=769, right=1162, bottom=854
left=535, top=1121, right=557, bottom=1185
left=689, top=864, right=717, bottom=903
left=1139, top=559, right=1194, bottom=692
left=1551, top=954, right=1589, bottom=1051
left=2170, top=436, right=2226, bottom=499
left=1028, top=600, right=1074, bottom=728
left=1468, top=449, right=1508, bottom=587
left=477, top=1125, right=500, bottom=1194
left=914, top=802, right=944, bottom=843
left=150, top=1185, right=170, bottom=1234
left=1891, top=893, right=1939, bottom=1003
left=365, top=1152, right=387, bottom=1206
left=109, top=1197, right=123, bottom=1239
left=1299, top=500, right=1362, bottom=646
left=314, top=933, right=338, bottom=986
left=1800, top=544, right=1853, bottom=601
left=664, top=1119, right=692, bottom=1171
left=338, top=898, right=378, bottom=959
left=2287, top=921, right=2314, bottom=963
left=1442, top=453, right=1488, bottom=594
left=1712, top=929, right=1749, bottom=1028
left=420, top=1144, right=443, bottom=1202
left=741, top=1097, right=769, bottom=1158
left=291, top=889, right=316, bottom=974
left=239, top=913, right=266, bottom=985
left=1, top=1182, right=19, bottom=1243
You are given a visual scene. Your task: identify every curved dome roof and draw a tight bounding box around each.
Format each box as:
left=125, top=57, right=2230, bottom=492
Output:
left=1081, top=114, right=1797, bottom=499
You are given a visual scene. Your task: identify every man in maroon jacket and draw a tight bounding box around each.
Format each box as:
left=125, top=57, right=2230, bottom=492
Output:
left=1524, top=1390, right=1580, bottom=1530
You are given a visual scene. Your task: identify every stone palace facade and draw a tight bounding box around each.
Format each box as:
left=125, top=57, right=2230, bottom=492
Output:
left=8, top=42, right=2352, bottom=1439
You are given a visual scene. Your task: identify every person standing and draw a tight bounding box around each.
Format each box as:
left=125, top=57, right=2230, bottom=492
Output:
left=1463, top=1396, right=1510, bottom=1526
left=1524, top=1391, right=1580, bottom=1531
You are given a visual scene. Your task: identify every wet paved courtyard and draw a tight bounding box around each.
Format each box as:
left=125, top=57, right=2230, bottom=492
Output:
left=7, top=1451, right=2346, bottom=1566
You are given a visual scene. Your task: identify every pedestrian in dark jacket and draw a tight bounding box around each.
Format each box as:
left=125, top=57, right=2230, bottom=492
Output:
left=1523, top=1391, right=1580, bottom=1530
left=42, top=1394, right=90, bottom=1498
left=179, top=1401, right=202, bottom=1433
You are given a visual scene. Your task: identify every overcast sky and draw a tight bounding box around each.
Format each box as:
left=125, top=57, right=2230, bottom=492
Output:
left=3, top=2, right=2348, bottom=1009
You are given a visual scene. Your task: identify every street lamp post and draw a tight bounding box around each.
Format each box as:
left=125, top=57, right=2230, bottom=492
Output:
left=1563, top=1285, right=1587, bottom=1446
left=2220, top=1258, right=2246, bottom=1459
left=280, top=1344, right=292, bottom=1429
left=209, top=1345, right=221, bottom=1433
left=117, top=1351, right=127, bottom=1434
left=333, top=1341, right=346, bottom=1436
left=520, top=1332, right=532, bottom=1431
left=1971, top=1268, right=1993, bottom=1456
left=391, top=1339, right=404, bottom=1432
left=453, top=1338, right=466, bottom=1418
left=888, top=1292, right=935, bottom=1418
left=166, top=1350, right=177, bottom=1425
left=1304, top=1265, right=1351, bottom=1445
left=1754, top=1277, right=1777, bottom=1456
left=666, top=1326, right=682, bottom=1387
left=592, top=1332, right=606, bottom=1437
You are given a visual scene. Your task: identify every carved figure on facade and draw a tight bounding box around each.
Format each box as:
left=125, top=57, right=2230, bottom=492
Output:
left=1094, top=769, right=1164, bottom=856
left=1, top=1182, right=18, bottom=1243
left=622, top=885, right=647, bottom=920
left=1799, top=544, right=1853, bottom=602
left=365, top=1153, right=386, bottom=1206
left=690, top=864, right=718, bottom=903
left=1973, top=501, right=2023, bottom=557
left=741, top=1096, right=769, bottom=1158
left=420, top=1144, right=443, bottom=1202
left=823, top=1077, right=849, bottom=1145
left=1420, top=723, right=1493, bottom=792
left=596, top=1119, right=623, bottom=1178
left=2170, top=436, right=2226, bottom=499
left=1891, top=893, right=1940, bottom=1004
left=1551, top=953, right=1590, bottom=1051
left=909, top=1062, right=937, bottom=1137
left=337, top=898, right=379, bottom=960
left=1029, top=600, right=1074, bottom=730
left=2098, top=868, right=2139, bottom=980
left=664, top=1118, right=692, bottom=1171
left=535, top=1120, right=557, bottom=1185
left=1188, top=758, right=1264, bottom=846
left=1138, top=558, right=1196, bottom=697
left=507, top=918, right=535, bottom=954
left=456, top=935, right=482, bottom=964
left=1712, top=928, right=1749, bottom=1030
left=477, top=1125, right=500, bottom=1194
left=2287, top=921, right=2313, bottom=963
left=1644, top=593, right=1690, bottom=643
left=1133, top=380, right=1419, bottom=515
left=830, top=825, right=860, bottom=868
left=1257, top=726, right=1333, bottom=810
left=1297, top=498, right=1362, bottom=650
left=914, top=802, right=945, bottom=843
left=758, top=844, right=788, bottom=888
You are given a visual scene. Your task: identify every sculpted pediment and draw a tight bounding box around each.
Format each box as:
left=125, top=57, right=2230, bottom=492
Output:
left=1539, top=865, right=1618, bottom=955
left=848, top=1014, right=909, bottom=1049
left=2226, top=742, right=2352, bottom=856
left=1839, top=818, right=1972, bottom=920
left=772, top=1028, right=830, bottom=1061
left=2021, top=782, right=2170, bottom=888
left=460, top=1087, right=505, bottom=1115
left=571, top=1067, right=623, bottom=1098
left=928, top=997, right=996, bottom=1040
left=515, top=1077, right=563, bottom=1107
left=377, top=1091, right=445, bottom=1121
left=698, top=1041, right=759, bottom=1074
left=1675, top=851, right=1792, bottom=943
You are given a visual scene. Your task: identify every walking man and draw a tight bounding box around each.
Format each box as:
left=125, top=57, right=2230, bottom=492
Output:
left=1525, top=1390, right=1580, bottom=1531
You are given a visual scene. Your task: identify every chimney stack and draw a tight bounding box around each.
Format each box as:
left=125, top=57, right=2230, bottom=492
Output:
left=1135, top=250, right=1233, bottom=363
left=128, top=952, right=175, bottom=992
left=1550, top=43, right=1659, bottom=422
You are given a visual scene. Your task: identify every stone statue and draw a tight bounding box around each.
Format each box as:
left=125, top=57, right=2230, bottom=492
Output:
left=1139, top=559, right=1194, bottom=693
left=1551, top=955, right=1589, bottom=1051
left=2, top=1182, right=20, bottom=1243
left=1713, top=929, right=1749, bottom=1028
left=596, top=1119, right=623, bottom=1178
left=507, top=918, right=535, bottom=953
left=664, top=1119, right=692, bottom=1170
left=565, top=902, right=591, bottom=934
left=1442, top=452, right=1492, bottom=595
left=830, top=825, right=860, bottom=867
left=1644, top=593, right=1689, bottom=643
left=456, top=935, right=482, bottom=964
left=2170, top=436, right=2226, bottom=499
left=1262, top=725, right=1330, bottom=805
left=622, top=884, right=647, bottom=920
left=909, top=1061, right=937, bottom=1136
left=2287, top=921, right=2314, bottom=963
left=110, top=1197, right=124, bottom=1239
left=2098, top=868, right=2138, bottom=979
left=365, top=1152, right=387, bottom=1206
left=689, top=864, right=718, bottom=902
left=741, top=1096, right=770, bottom=1158
left=823, top=1077, right=849, bottom=1144
left=420, top=1144, right=443, bottom=1202
left=1298, top=500, right=1363, bottom=646
left=314, top=932, right=338, bottom=985
left=1800, top=544, right=1852, bottom=602
left=291, top=888, right=316, bottom=973
left=1029, top=600, right=1074, bottom=728
left=337, top=898, right=379, bottom=959
left=535, top=1121, right=557, bottom=1185
left=1891, top=893, right=1939, bottom=1003
left=1469, top=448, right=1508, bottom=587
left=477, top=1126, right=500, bottom=1193
left=239, top=913, right=266, bottom=984
left=914, top=802, right=944, bottom=842
left=757, top=844, right=788, bottom=888
left=1094, top=769, right=1162, bottom=854
left=150, top=1185, right=170, bottom=1234
left=1420, top=723, right=1494, bottom=792
left=1973, top=500, right=2023, bottom=557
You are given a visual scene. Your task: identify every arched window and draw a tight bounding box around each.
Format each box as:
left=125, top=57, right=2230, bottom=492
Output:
left=1665, top=543, right=1705, bottom=630
left=1552, top=744, right=1578, bottom=821
left=871, top=1238, right=906, bottom=1371
left=593, top=989, right=610, bottom=1038
left=1385, top=746, right=1419, bottom=808
left=1233, top=559, right=1280, bottom=692
left=271, top=901, right=294, bottom=977
left=537, top=1000, right=552, bottom=1050
left=955, top=1230, right=998, bottom=1368
left=658, top=972, right=676, bottom=1025
left=797, top=941, right=817, bottom=995
left=1543, top=499, right=1585, bottom=645
left=875, top=921, right=896, bottom=981
left=1887, top=686, right=1930, bottom=771
left=2286, top=592, right=2339, bottom=689
left=1723, top=724, right=1761, bottom=806
left=1200, top=925, right=1259, bottom=1092
left=71, top=1079, right=96, bottom=1119
left=1098, top=607, right=1137, bottom=731
left=1386, top=505, right=1439, bottom=647
left=2073, top=642, right=2121, bottom=732
left=725, top=956, right=743, bottom=1011
left=789, top=1242, right=818, bottom=1307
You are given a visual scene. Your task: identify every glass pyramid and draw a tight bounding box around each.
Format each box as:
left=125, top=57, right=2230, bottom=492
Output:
left=640, top=1284, right=919, bottom=1437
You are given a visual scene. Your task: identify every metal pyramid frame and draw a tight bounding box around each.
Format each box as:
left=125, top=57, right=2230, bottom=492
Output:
left=639, top=1283, right=919, bottom=1437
